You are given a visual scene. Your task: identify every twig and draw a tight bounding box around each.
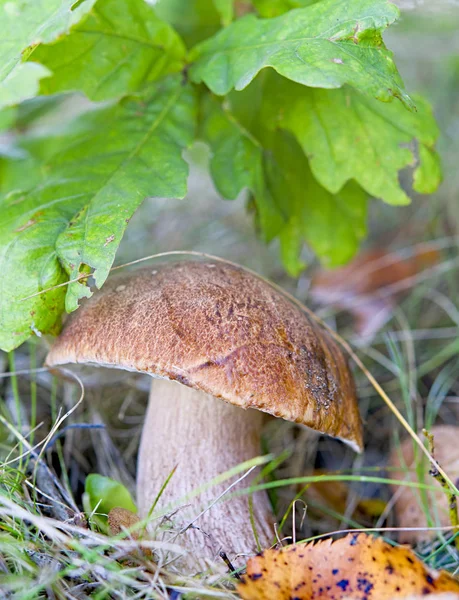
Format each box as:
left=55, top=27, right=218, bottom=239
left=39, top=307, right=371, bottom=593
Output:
left=219, top=550, right=241, bottom=580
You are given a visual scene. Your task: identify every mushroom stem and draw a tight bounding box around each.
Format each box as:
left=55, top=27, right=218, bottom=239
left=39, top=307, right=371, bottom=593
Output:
left=137, top=378, right=274, bottom=568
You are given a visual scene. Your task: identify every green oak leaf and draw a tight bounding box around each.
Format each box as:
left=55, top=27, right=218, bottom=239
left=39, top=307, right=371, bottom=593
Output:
left=264, top=76, right=441, bottom=205
left=0, top=63, right=51, bottom=108
left=32, top=0, right=186, bottom=101
left=0, top=0, right=96, bottom=107
left=250, top=0, right=296, bottom=17
left=214, top=0, right=234, bottom=24
left=200, top=94, right=367, bottom=275
left=413, top=145, right=442, bottom=195
left=154, top=0, right=222, bottom=47
left=84, top=474, right=137, bottom=522
left=200, top=95, right=283, bottom=241
left=251, top=0, right=319, bottom=18
left=0, top=76, right=196, bottom=352
left=189, top=0, right=413, bottom=109
left=264, top=129, right=368, bottom=272
left=278, top=219, right=306, bottom=276
left=0, top=106, right=17, bottom=134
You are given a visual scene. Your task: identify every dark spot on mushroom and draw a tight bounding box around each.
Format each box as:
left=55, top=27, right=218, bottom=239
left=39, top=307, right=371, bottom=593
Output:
left=172, top=373, right=191, bottom=386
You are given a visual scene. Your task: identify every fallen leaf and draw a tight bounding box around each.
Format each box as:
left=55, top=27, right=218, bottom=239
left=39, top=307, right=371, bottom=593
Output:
left=406, top=595, right=459, bottom=600
left=390, top=425, right=459, bottom=544
left=108, top=507, right=153, bottom=557
left=84, top=473, right=137, bottom=526
left=108, top=507, right=141, bottom=537
left=237, top=533, right=459, bottom=599
left=310, top=244, right=439, bottom=338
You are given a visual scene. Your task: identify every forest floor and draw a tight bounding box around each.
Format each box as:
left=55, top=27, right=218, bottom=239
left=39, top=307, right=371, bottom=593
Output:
left=2, top=4, right=459, bottom=599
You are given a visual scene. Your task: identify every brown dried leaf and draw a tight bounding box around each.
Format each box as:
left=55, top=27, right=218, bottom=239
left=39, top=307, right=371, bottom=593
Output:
left=108, top=507, right=154, bottom=558
left=108, top=507, right=141, bottom=537
left=238, top=533, right=459, bottom=600
left=390, top=425, right=459, bottom=544
left=310, top=244, right=439, bottom=337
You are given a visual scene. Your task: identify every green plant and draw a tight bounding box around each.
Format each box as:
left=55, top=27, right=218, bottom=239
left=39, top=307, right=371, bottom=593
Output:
left=0, top=0, right=441, bottom=352
left=83, top=474, right=137, bottom=531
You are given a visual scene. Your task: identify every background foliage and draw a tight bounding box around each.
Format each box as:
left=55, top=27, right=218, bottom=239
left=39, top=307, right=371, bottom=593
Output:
left=0, top=0, right=441, bottom=351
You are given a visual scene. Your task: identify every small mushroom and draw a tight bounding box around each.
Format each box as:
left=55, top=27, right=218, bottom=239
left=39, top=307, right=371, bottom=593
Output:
left=46, top=259, right=362, bottom=566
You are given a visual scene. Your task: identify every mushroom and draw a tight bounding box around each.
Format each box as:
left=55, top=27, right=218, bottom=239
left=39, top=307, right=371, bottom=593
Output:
left=46, top=259, right=362, bottom=566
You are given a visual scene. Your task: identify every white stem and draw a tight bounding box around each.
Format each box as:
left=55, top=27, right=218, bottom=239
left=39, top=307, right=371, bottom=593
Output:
left=137, top=378, right=274, bottom=569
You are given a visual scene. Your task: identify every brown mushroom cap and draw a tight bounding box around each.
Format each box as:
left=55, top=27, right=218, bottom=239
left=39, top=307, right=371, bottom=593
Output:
left=46, top=259, right=362, bottom=450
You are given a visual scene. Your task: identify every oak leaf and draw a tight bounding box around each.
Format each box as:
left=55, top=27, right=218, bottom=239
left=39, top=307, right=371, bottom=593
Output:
left=238, top=533, right=459, bottom=599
